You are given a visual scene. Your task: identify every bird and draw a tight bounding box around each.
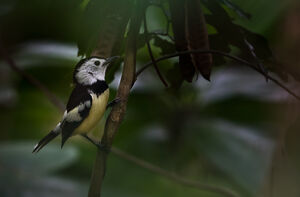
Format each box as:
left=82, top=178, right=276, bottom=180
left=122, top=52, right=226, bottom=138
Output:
left=32, top=56, right=119, bottom=153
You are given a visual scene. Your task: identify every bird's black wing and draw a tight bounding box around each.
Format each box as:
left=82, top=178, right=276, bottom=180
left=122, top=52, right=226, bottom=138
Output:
left=32, top=85, right=92, bottom=153
left=66, top=85, right=91, bottom=112
left=60, top=85, right=92, bottom=147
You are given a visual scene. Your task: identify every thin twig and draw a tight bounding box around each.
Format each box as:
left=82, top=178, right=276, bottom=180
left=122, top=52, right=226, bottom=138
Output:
left=0, top=45, right=65, bottom=111
left=143, top=12, right=168, bottom=87
left=135, top=49, right=300, bottom=100
left=244, top=38, right=269, bottom=82
left=111, top=146, right=239, bottom=197
left=148, top=32, right=170, bottom=37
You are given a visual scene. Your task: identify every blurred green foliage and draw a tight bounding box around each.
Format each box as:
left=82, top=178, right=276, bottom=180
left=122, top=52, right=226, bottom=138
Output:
left=0, top=0, right=299, bottom=197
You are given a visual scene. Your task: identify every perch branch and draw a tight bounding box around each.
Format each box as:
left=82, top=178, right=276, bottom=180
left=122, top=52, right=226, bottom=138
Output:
left=88, top=1, right=144, bottom=196
left=135, top=49, right=300, bottom=100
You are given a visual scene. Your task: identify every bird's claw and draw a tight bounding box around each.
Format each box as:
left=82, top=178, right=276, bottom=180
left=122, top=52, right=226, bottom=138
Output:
left=96, top=142, right=111, bottom=153
left=106, top=97, right=122, bottom=109
left=81, top=134, right=110, bottom=153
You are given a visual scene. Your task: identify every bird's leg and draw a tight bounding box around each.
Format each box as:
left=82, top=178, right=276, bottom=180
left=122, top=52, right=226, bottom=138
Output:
left=106, top=97, right=121, bottom=109
left=81, top=134, right=110, bottom=153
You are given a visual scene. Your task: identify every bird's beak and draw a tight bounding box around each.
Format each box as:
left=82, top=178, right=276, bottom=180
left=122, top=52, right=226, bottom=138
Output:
left=104, top=56, right=120, bottom=66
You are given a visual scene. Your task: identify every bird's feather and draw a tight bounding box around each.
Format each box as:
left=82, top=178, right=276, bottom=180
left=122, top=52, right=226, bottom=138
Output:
left=33, top=80, right=109, bottom=152
left=61, top=86, right=93, bottom=147
left=32, top=130, right=59, bottom=153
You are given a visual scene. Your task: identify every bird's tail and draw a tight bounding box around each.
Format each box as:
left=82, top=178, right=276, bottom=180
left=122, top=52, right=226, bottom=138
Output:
left=32, top=130, right=59, bottom=153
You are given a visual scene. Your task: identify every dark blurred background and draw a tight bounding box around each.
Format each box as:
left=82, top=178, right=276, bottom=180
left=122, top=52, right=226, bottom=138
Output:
left=0, top=0, right=300, bottom=197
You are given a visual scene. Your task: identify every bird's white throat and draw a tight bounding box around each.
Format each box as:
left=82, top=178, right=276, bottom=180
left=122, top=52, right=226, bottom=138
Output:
left=75, top=58, right=107, bottom=85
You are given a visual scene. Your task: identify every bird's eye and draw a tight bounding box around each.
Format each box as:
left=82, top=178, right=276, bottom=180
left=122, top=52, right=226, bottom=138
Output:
left=94, top=61, right=100, bottom=66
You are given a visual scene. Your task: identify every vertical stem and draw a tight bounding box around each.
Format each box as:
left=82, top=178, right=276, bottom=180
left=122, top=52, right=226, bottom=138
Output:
left=88, top=1, right=145, bottom=196
left=143, top=12, right=169, bottom=87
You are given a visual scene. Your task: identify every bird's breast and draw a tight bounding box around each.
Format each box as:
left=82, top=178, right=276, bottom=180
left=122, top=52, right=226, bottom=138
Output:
left=74, top=89, right=109, bottom=135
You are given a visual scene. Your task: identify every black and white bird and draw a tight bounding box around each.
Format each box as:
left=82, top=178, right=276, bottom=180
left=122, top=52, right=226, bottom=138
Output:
left=33, top=56, right=119, bottom=153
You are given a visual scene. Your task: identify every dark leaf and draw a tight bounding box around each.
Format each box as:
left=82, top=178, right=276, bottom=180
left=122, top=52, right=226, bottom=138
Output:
left=169, top=0, right=195, bottom=82
left=77, top=0, right=133, bottom=57
left=218, top=0, right=251, bottom=19
left=208, top=34, right=231, bottom=66
left=77, top=0, right=109, bottom=56
left=105, top=58, right=123, bottom=84
left=203, top=0, right=288, bottom=80
left=185, top=0, right=212, bottom=81
left=244, top=37, right=268, bottom=77
left=178, top=54, right=196, bottom=83
left=203, top=0, right=248, bottom=55
left=203, top=0, right=268, bottom=62
left=153, top=35, right=176, bottom=56
left=165, top=63, right=184, bottom=90
left=136, top=33, right=147, bottom=50
left=241, top=28, right=273, bottom=60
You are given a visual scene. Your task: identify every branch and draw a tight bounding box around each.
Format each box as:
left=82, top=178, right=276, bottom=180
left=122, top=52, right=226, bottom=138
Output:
left=86, top=0, right=133, bottom=196
left=244, top=38, right=269, bottom=81
left=143, top=11, right=168, bottom=87
left=111, top=147, right=239, bottom=197
left=135, top=49, right=300, bottom=100
left=0, top=45, right=65, bottom=111
left=88, top=1, right=144, bottom=196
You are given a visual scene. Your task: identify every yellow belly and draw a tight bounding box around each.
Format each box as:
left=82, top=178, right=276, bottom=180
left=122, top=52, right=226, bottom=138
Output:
left=73, top=89, right=109, bottom=135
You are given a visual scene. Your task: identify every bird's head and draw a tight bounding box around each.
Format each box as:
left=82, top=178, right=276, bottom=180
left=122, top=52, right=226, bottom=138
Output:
left=73, top=56, right=119, bottom=85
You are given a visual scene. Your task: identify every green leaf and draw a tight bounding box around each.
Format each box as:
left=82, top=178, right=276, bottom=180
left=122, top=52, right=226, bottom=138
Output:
left=77, top=0, right=109, bottom=56
left=218, top=0, right=251, bottom=19
left=105, top=58, right=123, bottom=84
left=153, top=35, right=176, bottom=56
left=188, top=120, right=274, bottom=194
left=0, top=176, right=88, bottom=197
left=0, top=141, right=78, bottom=175
left=77, top=0, right=133, bottom=56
